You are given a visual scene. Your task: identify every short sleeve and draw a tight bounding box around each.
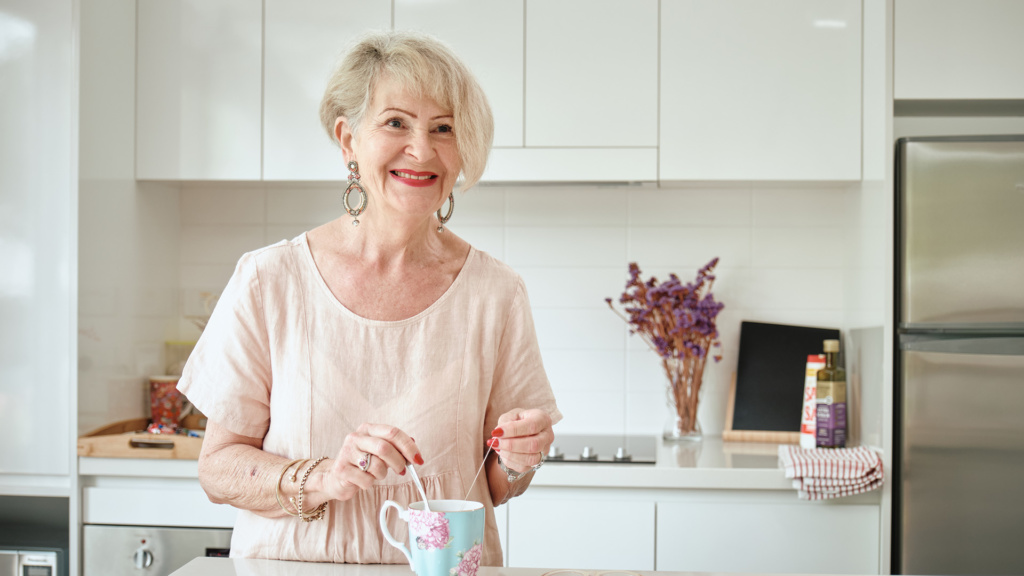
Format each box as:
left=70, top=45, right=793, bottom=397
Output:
left=485, top=277, right=563, bottom=437
left=177, top=252, right=273, bottom=439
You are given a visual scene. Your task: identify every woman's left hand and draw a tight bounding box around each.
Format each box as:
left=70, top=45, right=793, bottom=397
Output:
left=489, top=408, right=554, bottom=474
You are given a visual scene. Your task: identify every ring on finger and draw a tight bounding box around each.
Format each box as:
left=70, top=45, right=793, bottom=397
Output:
left=358, top=452, right=373, bottom=472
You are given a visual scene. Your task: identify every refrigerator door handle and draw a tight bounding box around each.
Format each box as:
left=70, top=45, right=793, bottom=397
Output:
left=899, top=334, right=1024, bottom=356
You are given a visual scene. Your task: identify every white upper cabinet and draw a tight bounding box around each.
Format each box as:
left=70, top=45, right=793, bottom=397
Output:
left=895, top=0, right=1024, bottom=100
left=524, top=0, right=659, bottom=148
left=263, top=0, right=391, bottom=181
left=136, top=0, right=262, bottom=180
left=660, top=0, right=862, bottom=181
left=395, top=0, right=524, bottom=148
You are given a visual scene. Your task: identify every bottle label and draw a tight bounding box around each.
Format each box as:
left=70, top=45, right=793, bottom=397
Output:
left=800, top=356, right=826, bottom=449
left=816, top=381, right=847, bottom=448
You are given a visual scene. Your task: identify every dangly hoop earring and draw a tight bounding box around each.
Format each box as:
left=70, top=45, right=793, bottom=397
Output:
left=343, top=160, right=367, bottom=226
left=436, top=192, right=454, bottom=233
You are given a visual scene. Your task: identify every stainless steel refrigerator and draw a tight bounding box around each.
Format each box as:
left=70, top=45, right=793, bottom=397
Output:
left=895, top=135, right=1024, bottom=575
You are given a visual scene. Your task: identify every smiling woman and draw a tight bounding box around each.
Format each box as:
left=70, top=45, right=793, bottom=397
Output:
left=176, top=30, right=560, bottom=568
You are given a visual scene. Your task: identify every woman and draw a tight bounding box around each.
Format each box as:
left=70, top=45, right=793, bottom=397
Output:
left=178, top=30, right=561, bottom=564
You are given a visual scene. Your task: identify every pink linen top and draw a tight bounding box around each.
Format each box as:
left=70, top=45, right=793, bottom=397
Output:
left=177, top=233, right=561, bottom=565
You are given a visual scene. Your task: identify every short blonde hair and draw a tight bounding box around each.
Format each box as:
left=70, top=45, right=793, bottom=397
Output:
left=320, top=30, right=494, bottom=191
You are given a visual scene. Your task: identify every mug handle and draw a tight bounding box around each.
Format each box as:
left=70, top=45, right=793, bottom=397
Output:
left=379, top=499, right=414, bottom=569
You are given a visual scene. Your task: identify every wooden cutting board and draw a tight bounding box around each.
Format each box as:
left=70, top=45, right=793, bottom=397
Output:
left=77, top=416, right=205, bottom=459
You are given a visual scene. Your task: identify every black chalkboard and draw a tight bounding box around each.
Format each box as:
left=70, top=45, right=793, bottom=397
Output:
left=730, top=321, right=841, bottom=433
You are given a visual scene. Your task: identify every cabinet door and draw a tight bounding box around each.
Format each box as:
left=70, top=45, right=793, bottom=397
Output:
left=525, top=0, right=658, bottom=147
left=0, top=0, right=73, bottom=483
left=263, top=0, right=391, bottom=181
left=656, top=500, right=879, bottom=574
left=660, top=0, right=861, bottom=181
left=395, top=0, right=524, bottom=148
left=895, top=0, right=1024, bottom=99
left=136, top=0, right=262, bottom=180
left=507, top=493, right=655, bottom=570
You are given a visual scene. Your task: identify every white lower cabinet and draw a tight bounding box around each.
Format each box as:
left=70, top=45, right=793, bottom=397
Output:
left=657, top=496, right=880, bottom=574
left=506, top=489, right=656, bottom=570
left=506, top=487, right=880, bottom=573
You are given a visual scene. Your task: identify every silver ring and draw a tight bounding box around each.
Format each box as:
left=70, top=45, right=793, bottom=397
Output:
left=358, top=452, right=372, bottom=472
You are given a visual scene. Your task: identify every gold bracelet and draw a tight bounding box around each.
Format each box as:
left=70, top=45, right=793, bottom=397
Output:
left=275, top=459, right=305, bottom=517
left=297, top=456, right=328, bottom=522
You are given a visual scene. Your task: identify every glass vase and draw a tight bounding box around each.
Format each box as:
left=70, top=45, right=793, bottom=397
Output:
left=662, top=357, right=706, bottom=442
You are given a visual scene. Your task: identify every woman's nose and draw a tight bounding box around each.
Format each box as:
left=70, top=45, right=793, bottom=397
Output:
left=404, top=129, right=436, bottom=162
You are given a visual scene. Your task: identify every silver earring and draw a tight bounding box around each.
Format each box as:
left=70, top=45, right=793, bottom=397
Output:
left=436, top=192, right=454, bottom=233
left=344, top=160, right=367, bottom=226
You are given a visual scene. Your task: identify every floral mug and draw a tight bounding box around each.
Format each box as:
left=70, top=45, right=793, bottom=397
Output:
left=380, top=499, right=484, bottom=576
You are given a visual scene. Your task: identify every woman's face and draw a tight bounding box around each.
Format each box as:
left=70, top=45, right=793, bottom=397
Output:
left=341, top=76, right=462, bottom=224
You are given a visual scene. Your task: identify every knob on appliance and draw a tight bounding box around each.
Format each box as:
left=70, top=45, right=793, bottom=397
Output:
left=133, top=547, right=154, bottom=569
left=580, top=446, right=598, bottom=461
left=613, top=446, right=632, bottom=462
left=547, top=445, right=564, bottom=460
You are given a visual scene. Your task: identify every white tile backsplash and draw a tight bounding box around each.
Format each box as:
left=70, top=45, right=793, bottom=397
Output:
left=629, top=186, right=753, bottom=227
left=751, top=227, right=847, bottom=268
left=629, top=227, right=752, bottom=267
left=265, top=186, right=341, bottom=225
left=506, top=186, right=629, bottom=226
left=181, top=186, right=266, bottom=224
left=518, top=267, right=625, bottom=309
left=171, top=182, right=867, bottom=437
left=179, top=225, right=267, bottom=265
left=506, top=227, right=627, bottom=267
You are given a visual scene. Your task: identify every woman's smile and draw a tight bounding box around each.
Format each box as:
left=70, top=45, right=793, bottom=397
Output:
left=390, top=169, right=439, bottom=187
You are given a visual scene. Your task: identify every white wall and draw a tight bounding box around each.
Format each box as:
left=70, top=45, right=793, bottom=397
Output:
left=174, top=182, right=862, bottom=437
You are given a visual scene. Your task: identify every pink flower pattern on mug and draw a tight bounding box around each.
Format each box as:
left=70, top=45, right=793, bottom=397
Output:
left=450, top=542, right=482, bottom=576
left=408, top=510, right=452, bottom=550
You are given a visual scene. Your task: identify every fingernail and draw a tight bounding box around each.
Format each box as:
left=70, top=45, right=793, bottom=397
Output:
left=492, top=427, right=504, bottom=437
left=485, top=439, right=493, bottom=447
left=489, top=438, right=499, bottom=448
left=400, top=468, right=406, bottom=476
left=414, top=453, right=424, bottom=466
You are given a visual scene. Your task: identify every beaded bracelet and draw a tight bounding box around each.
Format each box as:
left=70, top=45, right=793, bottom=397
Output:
left=296, top=456, right=328, bottom=522
left=275, top=459, right=305, bottom=517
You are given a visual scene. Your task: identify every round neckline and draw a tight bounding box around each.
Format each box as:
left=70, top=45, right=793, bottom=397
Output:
left=297, top=232, right=476, bottom=326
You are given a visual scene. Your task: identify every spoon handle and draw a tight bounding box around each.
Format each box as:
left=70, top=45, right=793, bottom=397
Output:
left=407, top=464, right=431, bottom=511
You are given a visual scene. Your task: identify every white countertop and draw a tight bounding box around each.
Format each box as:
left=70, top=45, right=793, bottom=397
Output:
left=172, top=558, right=867, bottom=576
left=80, top=437, right=793, bottom=490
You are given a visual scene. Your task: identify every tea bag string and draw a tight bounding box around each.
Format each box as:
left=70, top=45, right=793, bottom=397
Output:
left=463, top=443, right=494, bottom=501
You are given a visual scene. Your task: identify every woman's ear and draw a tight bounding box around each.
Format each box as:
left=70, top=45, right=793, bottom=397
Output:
left=335, top=116, right=355, bottom=161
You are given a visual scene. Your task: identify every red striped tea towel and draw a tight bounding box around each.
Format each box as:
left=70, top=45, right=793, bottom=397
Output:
left=778, top=445, right=884, bottom=500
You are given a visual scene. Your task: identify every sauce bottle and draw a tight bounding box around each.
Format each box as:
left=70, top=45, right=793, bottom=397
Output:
left=815, top=339, right=847, bottom=448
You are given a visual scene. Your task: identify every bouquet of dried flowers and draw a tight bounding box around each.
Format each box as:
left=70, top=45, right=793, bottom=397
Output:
left=606, top=258, right=724, bottom=439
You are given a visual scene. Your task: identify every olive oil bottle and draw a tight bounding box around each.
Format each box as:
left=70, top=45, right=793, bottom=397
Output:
left=815, top=339, right=847, bottom=448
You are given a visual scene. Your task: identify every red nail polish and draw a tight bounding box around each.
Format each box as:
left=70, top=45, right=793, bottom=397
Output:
left=492, top=427, right=504, bottom=437
left=400, top=468, right=406, bottom=476
left=490, top=438, right=499, bottom=448
left=485, top=439, right=493, bottom=447
left=414, top=453, right=424, bottom=466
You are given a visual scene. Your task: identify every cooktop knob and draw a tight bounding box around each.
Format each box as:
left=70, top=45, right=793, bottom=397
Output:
left=613, top=447, right=632, bottom=462
left=581, top=446, right=598, bottom=461
left=547, top=445, right=564, bottom=460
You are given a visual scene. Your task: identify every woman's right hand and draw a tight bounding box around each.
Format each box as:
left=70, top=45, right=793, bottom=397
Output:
left=322, top=423, right=422, bottom=501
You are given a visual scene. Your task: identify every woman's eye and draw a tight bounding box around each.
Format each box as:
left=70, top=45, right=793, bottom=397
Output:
left=436, top=124, right=454, bottom=134
left=386, top=119, right=402, bottom=128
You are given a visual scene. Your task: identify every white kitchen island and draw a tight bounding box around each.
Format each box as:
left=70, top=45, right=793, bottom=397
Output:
left=171, top=558, right=872, bottom=576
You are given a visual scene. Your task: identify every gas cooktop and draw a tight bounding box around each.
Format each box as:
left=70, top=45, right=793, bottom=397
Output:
left=545, top=434, right=657, bottom=465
